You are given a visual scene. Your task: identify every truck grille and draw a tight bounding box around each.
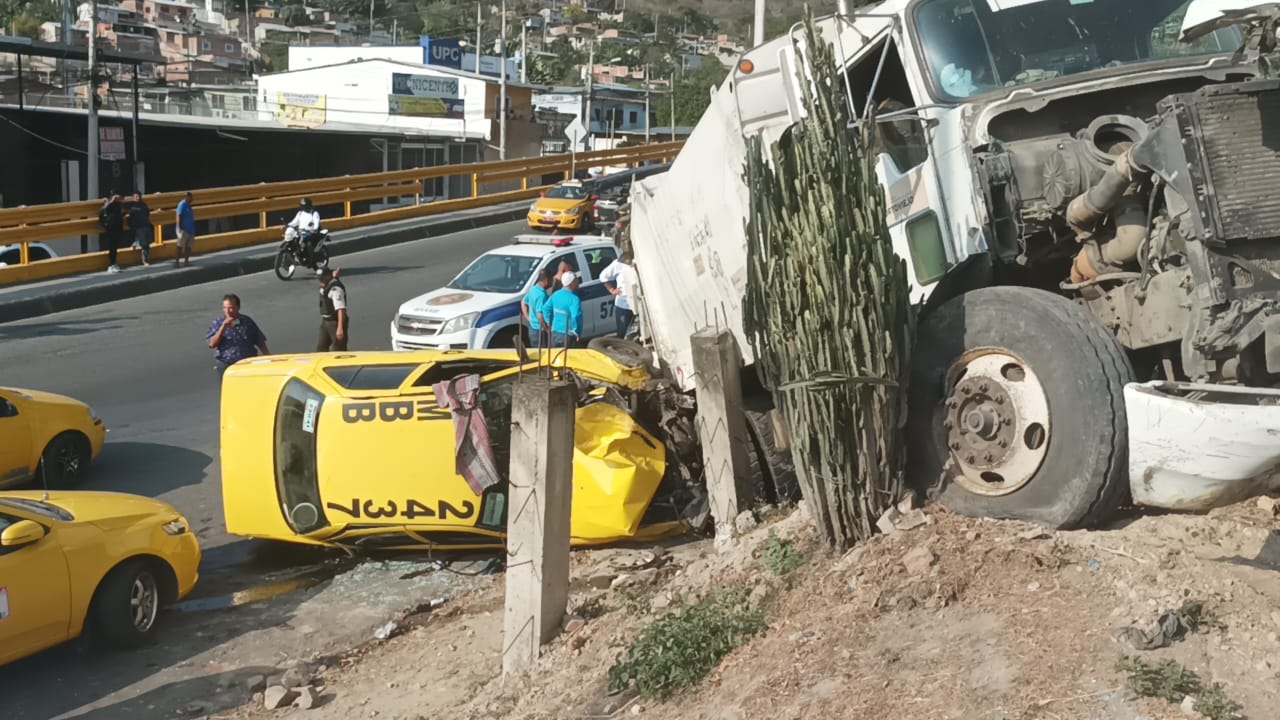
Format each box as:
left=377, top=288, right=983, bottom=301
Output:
left=396, top=314, right=441, bottom=336
left=1188, top=81, right=1280, bottom=243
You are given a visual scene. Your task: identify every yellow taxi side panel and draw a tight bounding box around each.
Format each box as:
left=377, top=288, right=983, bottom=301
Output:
left=569, top=402, right=666, bottom=541
left=220, top=372, right=298, bottom=540
left=313, top=396, right=484, bottom=530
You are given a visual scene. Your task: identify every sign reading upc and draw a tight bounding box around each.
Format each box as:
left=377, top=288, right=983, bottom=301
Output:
left=420, top=37, right=463, bottom=70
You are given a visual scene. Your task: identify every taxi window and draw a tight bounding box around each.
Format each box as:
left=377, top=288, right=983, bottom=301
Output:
left=274, top=379, right=327, bottom=533
left=546, top=185, right=588, bottom=200
left=325, top=364, right=419, bottom=390
left=584, top=247, right=617, bottom=280
left=413, top=360, right=521, bottom=387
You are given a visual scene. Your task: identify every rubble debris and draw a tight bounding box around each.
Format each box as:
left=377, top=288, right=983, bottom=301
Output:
left=563, top=616, right=587, bottom=635
left=263, top=686, right=298, bottom=710
left=876, top=506, right=932, bottom=535
left=1257, top=496, right=1278, bottom=515
left=293, top=685, right=321, bottom=710
left=1113, top=600, right=1214, bottom=651
left=1018, top=527, right=1051, bottom=541
left=900, top=545, right=938, bottom=576
left=246, top=674, right=268, bottom=694
left=373, top=621, right=400, bottom=641
left=281, top=663, right=314, bottom=689
left=734, top=510, right=758, bottom=535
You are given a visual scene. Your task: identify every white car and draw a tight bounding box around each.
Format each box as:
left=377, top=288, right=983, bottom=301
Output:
left=390, top=234, right=623, bottom=350
left=0, top=243, right=57, bottom=267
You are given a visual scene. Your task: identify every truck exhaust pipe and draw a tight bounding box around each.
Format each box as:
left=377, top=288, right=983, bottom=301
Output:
left=1067, top=149, right=1152, bottom=283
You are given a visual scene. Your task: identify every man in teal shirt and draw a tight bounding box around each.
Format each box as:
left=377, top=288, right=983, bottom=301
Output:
left=548, top=271, right=583, bottom=348
left=521, top=268, right=553, bottom=348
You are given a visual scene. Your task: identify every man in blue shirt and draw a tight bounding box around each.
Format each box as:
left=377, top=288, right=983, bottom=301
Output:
left=548, top=271, right=583, bottom=348
left=175, top=191, right=196, bottom=268
left=206, top=293, right=270, bottom=380
left=521, top=268, right=553, bottom=348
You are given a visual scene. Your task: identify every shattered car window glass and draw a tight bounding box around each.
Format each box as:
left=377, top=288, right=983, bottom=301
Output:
left=478, top=377, right=515, bottom=484
left=914, top=0, right=1242, bottom=100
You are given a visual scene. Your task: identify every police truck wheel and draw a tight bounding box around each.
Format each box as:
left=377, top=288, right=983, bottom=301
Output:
left=488, top=327, right=519, bottom=349
left=906, top=287, right=1134, bottom=529
left=274, top=248, right=296, bottom=280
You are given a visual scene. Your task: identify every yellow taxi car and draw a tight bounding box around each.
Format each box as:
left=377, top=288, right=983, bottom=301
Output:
left=0, top=386, right=107, bottom=489
left=527, top=180, right=598, bottom=232
left=0, top=491, right=201, bottom=666
left=220, top=348, right=688, bottom=551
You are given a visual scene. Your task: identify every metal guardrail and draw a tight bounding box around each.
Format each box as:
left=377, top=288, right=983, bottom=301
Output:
left=0, top=141, right=683, bottom=285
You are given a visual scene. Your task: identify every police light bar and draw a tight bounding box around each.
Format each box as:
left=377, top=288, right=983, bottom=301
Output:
left=511, top=234, right=575, bottom=247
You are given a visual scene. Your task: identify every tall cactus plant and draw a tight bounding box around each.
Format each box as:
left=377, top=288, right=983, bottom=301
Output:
left=742, top=15, right=916, bottom=549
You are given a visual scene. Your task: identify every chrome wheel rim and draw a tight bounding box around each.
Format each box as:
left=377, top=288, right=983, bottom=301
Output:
left=130, top=572, right=160, bottom=633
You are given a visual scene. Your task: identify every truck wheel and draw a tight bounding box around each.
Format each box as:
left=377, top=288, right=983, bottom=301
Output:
left=587, top=337, right=653, bottom=370
left=744, top=401, right=800, bottom=504
left=906, top=286, right=1134, bottom=529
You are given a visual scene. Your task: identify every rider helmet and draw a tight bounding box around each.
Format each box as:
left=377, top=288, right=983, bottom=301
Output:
left=300, top=198, right=314, bottom=211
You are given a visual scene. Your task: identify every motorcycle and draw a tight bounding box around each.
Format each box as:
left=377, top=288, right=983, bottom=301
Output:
left=274, top=226, right=330, bottom=280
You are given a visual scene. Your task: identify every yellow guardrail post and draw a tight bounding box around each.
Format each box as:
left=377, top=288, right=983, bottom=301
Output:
left=343, top=187, right=353, bottom=219
left=471, top=173, right=479, bottom=198
left=19, top=240, right=29, bottom=265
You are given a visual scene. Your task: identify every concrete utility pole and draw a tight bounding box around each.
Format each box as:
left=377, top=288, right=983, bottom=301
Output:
left=499, top=0, right=507, bottom=159
left=643, top=63, right=650, bottom=143
left=369, top=0, right=375, bottom=41
left=669, top=69, right=675, bottom=141
left=476, top=2, right=482, bottom=73
left=519, top=16, right=527, bottom=83
left=87, top=0, right=99, bottom=203
left=753, top=0, right=766, bottom=47
left=691, top=328, right=757, bottom=549
left=583, top=39, right=593, bottom=151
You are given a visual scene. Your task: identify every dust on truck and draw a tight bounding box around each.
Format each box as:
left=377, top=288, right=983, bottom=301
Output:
left=626, top=0, right=1280, bottom=528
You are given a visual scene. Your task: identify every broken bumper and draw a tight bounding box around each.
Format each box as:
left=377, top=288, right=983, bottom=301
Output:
left=1126, top=381, right=1280, bottom=511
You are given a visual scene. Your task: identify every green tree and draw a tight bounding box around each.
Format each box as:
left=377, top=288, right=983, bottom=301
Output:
left=562, top=4, right=588, bottom=24
left=1, top=0, right=55, bottom=35
left=531, top=36, right=585, bottom=85
left=11, top=11, right=41, bottom=38
left=654, top=58, right=726, bottom=127
left=280, top=3, right=309, bottom=26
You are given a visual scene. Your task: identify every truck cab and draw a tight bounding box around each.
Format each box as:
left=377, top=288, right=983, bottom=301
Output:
left=628, top=0, right=1280, bottom=527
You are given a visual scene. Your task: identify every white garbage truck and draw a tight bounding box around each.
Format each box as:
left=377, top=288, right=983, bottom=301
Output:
left=623, top=0, right=1280, bottom=528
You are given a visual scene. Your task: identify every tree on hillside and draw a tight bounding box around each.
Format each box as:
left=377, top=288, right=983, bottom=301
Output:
left=654, top=58, right=726, bottom=128
left=531, top=36, right=586, bottom=85
left=1, top=0, right=55, bottom=35
left=419, top=0, right=471, bottom=38
left=12, top=11, right=41, bottom=38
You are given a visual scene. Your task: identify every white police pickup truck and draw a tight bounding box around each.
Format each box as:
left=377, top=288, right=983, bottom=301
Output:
left=390, top=234, right=622, bottom=350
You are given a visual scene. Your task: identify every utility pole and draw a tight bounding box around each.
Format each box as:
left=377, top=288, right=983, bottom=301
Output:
left=243, top=0, right=251, bottom=46
left=583, top=39, right=593, bottom=152
left=61, top=0, right=72, bottom=100
left=499, top=0, right=507, bottom=159
left=643, top=63, right=650, bottom=143
left=753, top=0, right=765, bottom=47
left=475, top=3, right=482, bottom=74
left=519, top=15, right=527, bottom=83
left=369, top=0, right=374, bottom=41
left=669, top=70, right=675, bottom=141
left=87, top=0, right=99, bottom=203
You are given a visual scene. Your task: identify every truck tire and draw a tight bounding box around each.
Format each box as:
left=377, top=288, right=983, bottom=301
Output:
left=906, top=286, right=1134, bottom=529
left=587, top=337, right=653, bottom=370
left=744, top=402, right=800, bottom=504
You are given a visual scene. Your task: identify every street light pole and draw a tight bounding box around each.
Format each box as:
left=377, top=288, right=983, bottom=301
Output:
left=753, top=0, right=766, bottom=47
left=643, top=63, right=650, bottom=143
left=584, top=39, right=593, bottom=151
left=669, top=70, right=675, bottom=141
left=475, top=2, right=482, bottom=74
left=519, top=17, right=527, bottom=83
left=369, top=0, right=374, bottom=41
left=498, top=0, right=507, bottom=160
left=87, top=0, right=99, bottom=203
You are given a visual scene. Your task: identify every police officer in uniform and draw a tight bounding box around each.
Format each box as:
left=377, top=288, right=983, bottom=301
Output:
left=317, top=267, right=349, bottom=351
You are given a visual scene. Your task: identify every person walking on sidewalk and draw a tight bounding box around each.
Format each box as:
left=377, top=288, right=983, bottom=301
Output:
left=207, top=293, right=269, bottom=380
left=99, top=192, right=124, bottom=274
left=316, top=267, right=349, bottom=351
left=175, top=192, right=196, bottom=268
left=128, top=192, right=153, bottom=266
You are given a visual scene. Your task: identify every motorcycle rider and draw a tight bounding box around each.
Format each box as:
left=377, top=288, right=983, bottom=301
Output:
left=286, top=198, right=324, bottom=268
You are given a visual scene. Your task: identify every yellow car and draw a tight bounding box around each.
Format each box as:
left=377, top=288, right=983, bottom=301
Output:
left=220, top=348, right=690, bottom=551
left=527, top=180, right=598, bottom=232
left=0, top=491, right=201, bottom=666
left=0, top=386, right=106, bottom=489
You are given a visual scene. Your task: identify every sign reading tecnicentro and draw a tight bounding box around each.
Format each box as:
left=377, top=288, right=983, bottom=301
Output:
left=391, top=73, right=459, bottom=99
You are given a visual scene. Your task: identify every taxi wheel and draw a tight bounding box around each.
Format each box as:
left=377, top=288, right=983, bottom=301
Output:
left=92, top=559, right=163, bottom=649
left=39, top=432, right=92, bottom=488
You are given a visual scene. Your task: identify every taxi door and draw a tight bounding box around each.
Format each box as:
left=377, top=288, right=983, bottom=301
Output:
left=0, top=392, right=33, bottom=486
left=0, top=512, right=72, bottom=665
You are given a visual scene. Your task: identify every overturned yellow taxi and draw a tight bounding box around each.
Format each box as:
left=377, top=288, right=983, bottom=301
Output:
left=219, top=349, right=691, bottom=551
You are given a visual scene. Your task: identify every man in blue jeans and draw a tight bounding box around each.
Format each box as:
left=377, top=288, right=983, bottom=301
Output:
left=207, top=293, right=270, bottom=380
left=521, top=268, right=553, bottom=349
left=175, top=191, right=196, bottom=268
left=599, top=250, right=636, bottom=338
left=548, top=271, right=583, bottom=349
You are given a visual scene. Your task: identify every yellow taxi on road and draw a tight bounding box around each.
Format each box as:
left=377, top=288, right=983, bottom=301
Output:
left=0, top=491, right=201, bottom=666
left=527, top=180, right=597, bottom=232
left=220, top=348, right=686, bottom=551
left=0, top=387, right=106, bottom=489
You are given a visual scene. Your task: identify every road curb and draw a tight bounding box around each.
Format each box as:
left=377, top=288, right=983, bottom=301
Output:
left=0, top=205, right=527, bottom=323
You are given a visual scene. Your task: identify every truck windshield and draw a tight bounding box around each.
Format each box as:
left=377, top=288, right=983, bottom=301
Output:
left=274, top=378, right=328, bottom=534
left=913, top=0, right=1242, bottom=100
left=449, top=254, right=540, bottom=294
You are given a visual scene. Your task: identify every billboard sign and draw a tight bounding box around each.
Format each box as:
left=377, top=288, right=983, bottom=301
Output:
left=420, top=37, right=464, bottom=69
left=391, top=73, right=459, bottom=99
left=388, top=94, right=465, bottom=119
left=277, top=92, right=327, bottom=128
